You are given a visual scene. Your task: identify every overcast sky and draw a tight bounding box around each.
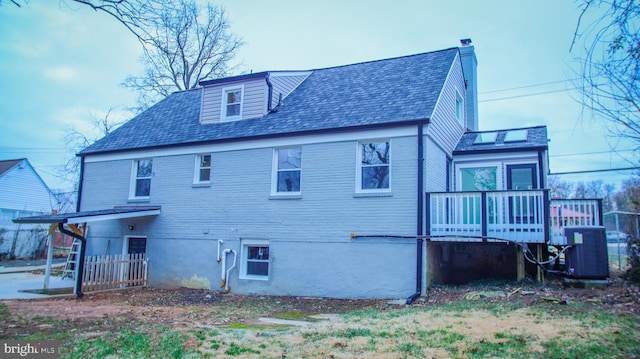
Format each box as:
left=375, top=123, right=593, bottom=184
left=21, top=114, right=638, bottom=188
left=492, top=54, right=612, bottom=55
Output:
left=0, top=0, right=635, bottom=191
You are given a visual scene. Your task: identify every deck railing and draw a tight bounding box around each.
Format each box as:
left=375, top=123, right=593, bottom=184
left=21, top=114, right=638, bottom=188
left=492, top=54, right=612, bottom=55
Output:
left=427, top=191, right=602, bottom=244
left=549, top=199, right=602, bottom=245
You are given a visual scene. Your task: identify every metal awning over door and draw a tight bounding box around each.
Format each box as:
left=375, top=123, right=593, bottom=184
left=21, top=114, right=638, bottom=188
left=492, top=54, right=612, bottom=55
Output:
left=12, top=206, right=161, bottom=224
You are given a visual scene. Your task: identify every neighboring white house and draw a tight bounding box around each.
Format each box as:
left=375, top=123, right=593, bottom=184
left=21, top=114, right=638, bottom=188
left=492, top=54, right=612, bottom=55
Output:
left=0, top=158, right=55, bottom=258
left=14, top=41, right=603, bottom=300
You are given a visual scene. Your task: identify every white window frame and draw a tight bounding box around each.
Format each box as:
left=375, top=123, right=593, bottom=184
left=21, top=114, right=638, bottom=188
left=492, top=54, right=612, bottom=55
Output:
left=271, top=147, right=302, bottom=196
left=194, top=153, right=212, bottom=184
left=456, top=163, right=502, bottom=191
left=129, top=159, right=153, bottom=200
left=455, top=90, right=464, bottom=125
left=239, top=239, right=270, bottom=281
left=356, top=139, right=391, bottom=193
left=220, top=85, right=244, bottom=121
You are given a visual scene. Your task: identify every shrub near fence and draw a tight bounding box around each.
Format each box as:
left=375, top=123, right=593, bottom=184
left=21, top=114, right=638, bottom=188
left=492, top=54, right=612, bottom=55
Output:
left=82, top=253, right=148, bottom=292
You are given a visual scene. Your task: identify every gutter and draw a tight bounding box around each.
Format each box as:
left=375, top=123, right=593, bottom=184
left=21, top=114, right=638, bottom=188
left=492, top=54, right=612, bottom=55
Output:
left=406, top=122, right=425, bottom=305
left=57, top=223, right=86, bottom=298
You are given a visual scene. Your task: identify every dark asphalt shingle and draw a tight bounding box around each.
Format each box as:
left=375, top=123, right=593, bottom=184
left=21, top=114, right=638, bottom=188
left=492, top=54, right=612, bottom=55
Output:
left=81, top=48, right=459, bottom=155
left=453, top=126, right=548, bottom=154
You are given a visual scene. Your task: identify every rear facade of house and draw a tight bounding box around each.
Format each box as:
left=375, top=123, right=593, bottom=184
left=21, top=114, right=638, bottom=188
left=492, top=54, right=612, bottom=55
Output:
left=76, top=43, right=572, bottom=299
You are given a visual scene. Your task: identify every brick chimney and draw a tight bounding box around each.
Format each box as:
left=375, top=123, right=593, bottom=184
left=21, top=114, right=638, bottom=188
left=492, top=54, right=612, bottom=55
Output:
left=459, top=38, right=478, bottom=131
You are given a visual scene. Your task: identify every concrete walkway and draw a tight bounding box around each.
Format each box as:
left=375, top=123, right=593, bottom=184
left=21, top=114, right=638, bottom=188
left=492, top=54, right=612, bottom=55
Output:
left=0, top=260, right=74, bottom=299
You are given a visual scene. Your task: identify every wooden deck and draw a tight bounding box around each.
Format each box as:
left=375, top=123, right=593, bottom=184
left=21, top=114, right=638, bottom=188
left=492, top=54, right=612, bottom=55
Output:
left=427, top=190, right=602, bottom=245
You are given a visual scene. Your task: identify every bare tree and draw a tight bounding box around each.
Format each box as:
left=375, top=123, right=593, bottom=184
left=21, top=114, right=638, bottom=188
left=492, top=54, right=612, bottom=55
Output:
left=122, top=0, right=243, bottom=111
left=548, top=175, right=574, bottom=199
left=4, top=0, right=243, bottom=111
left=571, top=0, right=640, bottom=151
left=2, top=0, right=172, bottom=43
left=61, top=109, right=125, bottom=190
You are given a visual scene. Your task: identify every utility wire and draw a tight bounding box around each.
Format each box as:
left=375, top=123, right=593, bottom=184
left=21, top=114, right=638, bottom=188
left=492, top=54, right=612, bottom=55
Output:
left=550, top=167, right=639, bottom=176
left=479, top=88, right=573, bottom=103
left=479, top=79, right=577, bottom=94
left=550, top=149, right=636, bottom=157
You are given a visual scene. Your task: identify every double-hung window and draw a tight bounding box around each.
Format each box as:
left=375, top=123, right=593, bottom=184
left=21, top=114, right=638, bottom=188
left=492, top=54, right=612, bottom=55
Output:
left=131, top=159, right=152, bottom=199
left=195, top=154, right=211, bottom=184
left=221, top=85, right=243, bottom=121
left=358, top=141, right=390, bottom=191
left=273, top=147, right=302, bottom=194
left=240, top=239, right=269, bottom=280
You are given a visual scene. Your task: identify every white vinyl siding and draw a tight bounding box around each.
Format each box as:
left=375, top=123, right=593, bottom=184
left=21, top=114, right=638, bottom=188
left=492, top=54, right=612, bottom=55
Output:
left=269, top=72, right=312, bottom=107
left=0, top=161, right=53, bottom=213
left=200, top=79, right=268, bottom=124
left=455, top=90, right=464, bottom=124
left=428, top=52, right=467, bottom=154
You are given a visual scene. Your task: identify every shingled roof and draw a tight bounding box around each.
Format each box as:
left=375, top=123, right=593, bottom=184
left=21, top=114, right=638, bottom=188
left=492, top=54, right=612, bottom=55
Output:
left=0, top=159, right=24, bottom=176
left=81, top=47, right=459, bottom=155
left=453, top=126, right=548, bottom=154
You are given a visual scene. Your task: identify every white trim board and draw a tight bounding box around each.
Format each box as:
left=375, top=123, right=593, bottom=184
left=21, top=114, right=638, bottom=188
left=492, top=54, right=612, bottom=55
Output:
left=83, top=126, right=419, bottom=163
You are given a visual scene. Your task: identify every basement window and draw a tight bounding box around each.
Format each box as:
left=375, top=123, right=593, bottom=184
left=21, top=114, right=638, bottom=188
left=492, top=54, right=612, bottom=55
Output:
left=240, top=239, right=270, bottom=280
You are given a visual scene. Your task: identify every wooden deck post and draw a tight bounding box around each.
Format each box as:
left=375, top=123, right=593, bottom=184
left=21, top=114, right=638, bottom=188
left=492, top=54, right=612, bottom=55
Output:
left=517, top=246, right=525, bottom=281
left=536, top=244, right=544, bottom=284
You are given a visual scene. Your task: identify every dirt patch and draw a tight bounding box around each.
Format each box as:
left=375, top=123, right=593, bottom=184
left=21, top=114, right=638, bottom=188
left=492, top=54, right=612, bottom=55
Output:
left=1, top=275, right=638, bottom=341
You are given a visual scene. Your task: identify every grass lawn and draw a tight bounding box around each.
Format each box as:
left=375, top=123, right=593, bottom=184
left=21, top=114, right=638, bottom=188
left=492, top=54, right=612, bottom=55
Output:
left=1, top=286, right=639, bottom=359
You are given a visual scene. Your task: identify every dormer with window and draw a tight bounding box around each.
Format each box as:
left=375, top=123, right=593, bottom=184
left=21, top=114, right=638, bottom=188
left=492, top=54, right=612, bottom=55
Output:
left=199, top=71, right=312, bottom=124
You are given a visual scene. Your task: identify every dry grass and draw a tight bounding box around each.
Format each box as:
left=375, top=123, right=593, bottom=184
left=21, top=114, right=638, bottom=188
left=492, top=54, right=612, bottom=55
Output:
left=194, top=303, right=634, bottom=358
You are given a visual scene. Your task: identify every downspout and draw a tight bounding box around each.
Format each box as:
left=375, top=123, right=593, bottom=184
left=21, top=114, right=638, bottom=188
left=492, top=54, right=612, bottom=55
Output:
left=265, top=73, right=273, bottom=112
left=216, top=239, right=223, bottom=262
left=76, top=156, right=85, bottom=212
left=58, top=222, right=86, bottom=298
left=220, top=248, right=237, bottom=292
left=406, top=122, right=425, bottom=305
left=225, top=250, right=237, bottom=292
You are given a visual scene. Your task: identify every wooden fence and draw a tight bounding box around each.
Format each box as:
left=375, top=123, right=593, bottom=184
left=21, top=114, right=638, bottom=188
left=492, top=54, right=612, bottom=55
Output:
left=81, top=253, right=148, bottom=292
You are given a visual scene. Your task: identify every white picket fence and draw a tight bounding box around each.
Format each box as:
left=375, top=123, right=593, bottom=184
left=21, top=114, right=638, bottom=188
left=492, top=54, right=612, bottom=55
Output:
left=81, top=253, right=148, bottom=292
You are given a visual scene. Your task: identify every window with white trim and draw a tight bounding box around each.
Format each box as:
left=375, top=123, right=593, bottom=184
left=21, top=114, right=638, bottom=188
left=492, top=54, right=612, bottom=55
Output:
left=273, top=147, right=302, bottom=194
left=195, top=154, right=211, bottom=184
left=455, top=90, right=464, bottom=124
left=131, top=159, right=152, bottom=198
left=221, top=86, right=243, bottom=120
left=358, top=141, right=390, bottom=191
left=240, top=239, right=269, bottom=280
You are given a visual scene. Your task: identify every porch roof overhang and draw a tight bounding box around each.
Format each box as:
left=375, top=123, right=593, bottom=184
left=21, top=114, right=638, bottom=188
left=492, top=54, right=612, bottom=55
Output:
left=12, top=206, right=161, bottom=224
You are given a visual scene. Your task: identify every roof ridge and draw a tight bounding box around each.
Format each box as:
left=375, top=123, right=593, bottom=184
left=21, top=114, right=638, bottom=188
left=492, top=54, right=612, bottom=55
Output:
left=307, top=47, right=460, bottom=72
